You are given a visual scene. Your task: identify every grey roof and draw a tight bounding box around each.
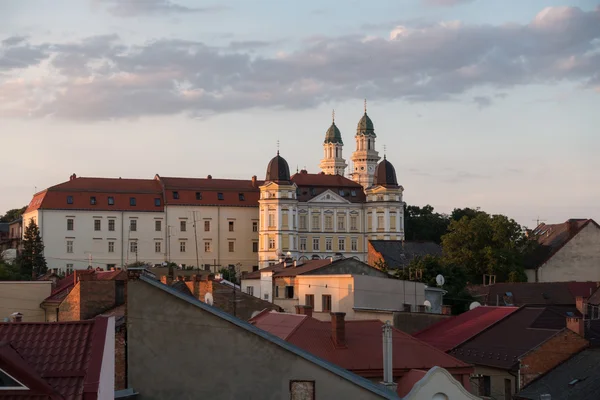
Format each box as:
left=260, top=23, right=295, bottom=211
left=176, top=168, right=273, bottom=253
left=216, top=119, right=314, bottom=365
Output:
left=139, top=275, right=399, bottom=399
left=370, top=240, right=442, bottom=269
left=516, top=348, right=600, bottom=400
left=0, top=223, right=9, bottom=233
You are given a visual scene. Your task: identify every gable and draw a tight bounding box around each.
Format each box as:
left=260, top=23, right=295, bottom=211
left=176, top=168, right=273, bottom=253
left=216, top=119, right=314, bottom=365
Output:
left=403, top=367, right=480, bottom=400
left=307, top=189, right=351, bottom=204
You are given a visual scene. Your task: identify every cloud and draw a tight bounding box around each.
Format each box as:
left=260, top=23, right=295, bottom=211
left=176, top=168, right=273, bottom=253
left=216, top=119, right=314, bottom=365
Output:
left=1, top=6, right=599, bottom=120
left=422, top=0, right=475, bottom=7
left=94, top=0, right=227, bottom=17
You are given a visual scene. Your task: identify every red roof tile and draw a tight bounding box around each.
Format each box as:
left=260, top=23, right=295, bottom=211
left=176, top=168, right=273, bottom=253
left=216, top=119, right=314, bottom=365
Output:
left=291, top=171, right=366, bottom=203
left=396, top=369, right=427, bottom=397
left=414, top=306, right=519, bottom=352
left=159, top=176, right=262, bottom=207
left=251, top=312, right=471, bottom=377
left=0, top=317, right=109, bottom=400
left=243, top=258, right=340, bottom=279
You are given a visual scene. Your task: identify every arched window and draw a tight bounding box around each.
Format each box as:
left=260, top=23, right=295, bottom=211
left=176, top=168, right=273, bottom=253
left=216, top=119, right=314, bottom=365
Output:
left=336, top=147, right=339, bottom=158
left=368, top=139, right=371, bottom=150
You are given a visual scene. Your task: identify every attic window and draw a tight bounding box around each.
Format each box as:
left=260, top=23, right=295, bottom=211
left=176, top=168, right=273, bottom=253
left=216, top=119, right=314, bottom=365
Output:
left=339, top=190, right=345, bottom=196
left=67, top=195, right=73, bottom=204
left=310, top=188, right=316, bottom=196
left=172, top=191, right=179, bottom=199
left=108, top=196, right=115, bottom=205
left=239, top=193, right=245, bottom=201
left=0, top=367, right=27, bottom=390
left=90, top=196, right=97, bottom=205
left=505, top=292, right=513, bottom=297
left=351, top=190, right=356, bottom=197
left=196, top=192, right=202, bottom=200
left=217, top=193, right=224, bottom=200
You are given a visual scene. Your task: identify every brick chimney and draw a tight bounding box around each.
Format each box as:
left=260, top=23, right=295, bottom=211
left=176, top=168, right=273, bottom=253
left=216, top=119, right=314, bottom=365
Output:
left=10, top=312, right=23, bottom=323
left=331, top=312, right=347, bottom=348
left=295, top=305, right=313, bottom=318
left=575, top=296, right=587, bottom=316
left=567, top=316, right=585, bottom=337
left=251, top=175, right=257, bottom=187
left=567, top=219, right=578, bottom=236
left=187, top=274, right=213, bottom=301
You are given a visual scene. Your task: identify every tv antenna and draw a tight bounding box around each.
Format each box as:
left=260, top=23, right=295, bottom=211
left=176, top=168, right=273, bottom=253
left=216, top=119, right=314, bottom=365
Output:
left=533, top=217, right=546, bottom=226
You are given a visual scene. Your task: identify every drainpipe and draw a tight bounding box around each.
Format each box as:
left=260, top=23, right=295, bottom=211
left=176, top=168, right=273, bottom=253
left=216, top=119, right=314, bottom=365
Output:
left=380, top=321, right=397, bottom=392
left=217, top=206, right=221, bottom=269
left=120, top=211, right=124, bottom=268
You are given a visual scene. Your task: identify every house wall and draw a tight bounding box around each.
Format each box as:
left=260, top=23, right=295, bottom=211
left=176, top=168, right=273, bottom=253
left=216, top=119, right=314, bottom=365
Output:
left=354, top=275, right=425, bottom=312
left=519, top=329, right=589, bottom=389
left=0, top=281, right=51, bottom=322
left=297, top=275, right=354, bottom=316
left=403, top=367, right=479, bottom=400
left=98, top=316, right=116, bottom=400
left=115, top=328, right=127, bottom=390
left=470, top=365, right=515, bottom=400
left=127, top=279, right=390, bottom=400
left=58, top=283, right=81, bottom=321
left=537, top=223, right=600, bottom=282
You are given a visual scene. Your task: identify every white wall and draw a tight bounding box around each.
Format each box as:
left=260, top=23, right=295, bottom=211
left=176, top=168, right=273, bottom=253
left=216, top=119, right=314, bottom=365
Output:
left=98, top=316, right=115, bottom=400
left=0, top=281, right=52, bottom=322
left=242, top=279, right=262, bottom=300
left=353, top=275, right=425, bottom=312
left=297, top=275, right=354, bottom=315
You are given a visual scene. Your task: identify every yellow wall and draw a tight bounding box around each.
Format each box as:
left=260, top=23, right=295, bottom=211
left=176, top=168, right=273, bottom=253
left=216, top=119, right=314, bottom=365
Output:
left=0, top=281, right=52, bottom=322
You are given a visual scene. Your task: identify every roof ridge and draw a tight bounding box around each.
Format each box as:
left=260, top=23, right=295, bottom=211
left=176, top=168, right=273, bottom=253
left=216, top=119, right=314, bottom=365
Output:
left=284, top=315, right=311, bottom=341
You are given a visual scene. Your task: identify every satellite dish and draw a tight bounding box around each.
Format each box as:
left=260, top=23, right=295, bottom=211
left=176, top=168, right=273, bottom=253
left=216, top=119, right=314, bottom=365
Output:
left=204, top=292, right=214, bottom=306
left=436, top=274, right=445, bottom=287
left=424, top=300, right=432, bottom=311
left=469, top=301, right=482, bottom=310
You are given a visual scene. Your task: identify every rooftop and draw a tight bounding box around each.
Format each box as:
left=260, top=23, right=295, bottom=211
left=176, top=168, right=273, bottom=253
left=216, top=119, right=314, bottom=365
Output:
left=369, top=240, right=443, bottom=269
left=468, top=282, right=599, bottom=306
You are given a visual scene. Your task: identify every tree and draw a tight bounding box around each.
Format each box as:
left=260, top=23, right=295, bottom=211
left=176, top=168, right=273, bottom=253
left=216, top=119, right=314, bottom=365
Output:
left=18, top=219, right=47, bottom=278
left=450, top=207, right=484, bottom=222
left=394, top=255, right=474, bottom=315
left=441, top=212, right=532, bottom=284
left=0, top=255, right=27, bottom=281
left=404, top=204, right=450, bottom=244
left=0, top=206, right=27, bottom=223
left=373, top=258, right=389, bottom=273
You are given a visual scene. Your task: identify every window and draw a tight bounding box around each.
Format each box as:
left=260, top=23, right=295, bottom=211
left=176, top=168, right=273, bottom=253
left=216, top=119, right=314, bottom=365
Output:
left=300, top=237, right=307, bottom=251
left=155, top=220, right=162, bottom=231
left=299, top=215, right=307, bottom=230
left=350, top=216, right=358, bottom=230
left=252, top=242, right=258, bottom=253
left=180, top=241, right=186, bottom=252
left=377, top=214, right=385, bottom=231
left=390, top=213, right=397, bottom=231
left=130, top=219, right=137, bottom=231
left=108, top=241, right=115, bottom=253
left=337, top=217, right=345, bottom=230
left=338, top=238, right=345, bottom=251
left=351, top=190, right=356, bottom=197
left=204, top=241, right=212, bottom=252
left=228, top=241, right=235, bottom=252
left=130, top=197, right=136, bottom=206
left=90, top=196, right=97, bottom=205
left=115, top=281, right=125, bottom=306
left=322, top=295, right=332, bottom=312
left=305, top=294, right=314, bottom=308
left=94, top=219, right=101, bottom=231
left=325, top=238, right=332, bottom=251
left=312, top=238, right=319, bottom=251
left=275, top=286, right=279, bottom=298
left=130, top=241, right=137, bottom=253
left=264, top=293, right=269, bottom=301
left=155, top=241, right=161, bottom=253
left=504, top=378, right=512, bottom=399
left=290, top=381, right=315, bottom=400
left=66, top=241, right=73, bottom=253
left=108, top=197, right=115, bottom=205
left=338, top=189, right=345, bottom=196
left=154, top=198, right=161, bottom=207
left=66, top=264, right=74, bottom=275
left=268, top=212, right=275, bottom=228
left=246, top=286, right=254, bottom=296
left=204, top=220, right=210, bottom=231
left=67, top=195, right=73, bottom=204
left=268, top=238, right=275, bottom=250
left=172, top=191, right=179, bottom=199
left=285, top=286, right=294, bottom=299
left=229, top=221, right=234, bottom=232
left=252, top=221, right=258, bottom=232
left=351, top=238, right=358, bottom=251
left=67, top=219, right=74, bottom=231
left=239, top=193, right=245, bottom=201
left=108, top=219, right=115, bottom=231
left=325, top=215, right=333, bottom=230
left=312, top=215, right=319, bottom=230
left=474, top=376, right=491, bottom=397
left=196, top=192, right=202, bottom=200
left=180, top=220, right=186, bottom=232
left=217, top=192, right=224, bottom=200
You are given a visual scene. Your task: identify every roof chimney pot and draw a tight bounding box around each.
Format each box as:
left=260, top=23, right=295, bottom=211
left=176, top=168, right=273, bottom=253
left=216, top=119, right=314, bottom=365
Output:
left=331, top=312, right=346, bottom=348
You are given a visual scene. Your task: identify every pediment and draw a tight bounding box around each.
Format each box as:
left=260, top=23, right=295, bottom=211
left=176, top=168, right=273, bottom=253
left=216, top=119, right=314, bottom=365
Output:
left=307, top=190, right=351, bottom=204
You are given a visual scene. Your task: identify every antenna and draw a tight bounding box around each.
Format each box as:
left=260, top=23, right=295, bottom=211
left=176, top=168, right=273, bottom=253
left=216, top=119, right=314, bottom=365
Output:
left=533, top=217, right=546, bottom=226
left=383, top=144, right=387, bottom=159
left=364, top=98, right=367, bottom=113
left=332, top=109, right=335, bottom=123
left=469, top=301, right=482, bottom=310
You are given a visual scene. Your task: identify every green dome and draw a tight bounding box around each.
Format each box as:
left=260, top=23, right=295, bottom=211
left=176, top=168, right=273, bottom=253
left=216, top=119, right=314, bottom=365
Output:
left=357, top=113, right=375, bottom=137
left=324, top=122, right=343, bottom=144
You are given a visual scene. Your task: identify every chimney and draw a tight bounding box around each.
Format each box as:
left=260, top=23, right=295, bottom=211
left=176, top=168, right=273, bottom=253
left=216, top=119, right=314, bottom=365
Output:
left=177, top=275, right=185, bottom=282
left=567, top=316, right=585, bottom=337
left=10, top=312, right=23, bottom=323
left=251, top=175, right=257, bottom=187
left=441, top=305, right=452, bottom=315
left=331, top=312, right=346, bottom=348
left=329, top=256, right=333, bottom=263
left=295, top=305, right=313, bottom=318
left=207, top=175, right=212, bottom=179
left=380, top=321, right=397, bottom=392
left=402, top=303, right=411, bottom=312
left=189, top=274, right=213, bottom=302
left=575, top=296, right=587, bottom=316
left=417, top=305, right=426, bottom=313
left=567, top=219, right=578, bottom=236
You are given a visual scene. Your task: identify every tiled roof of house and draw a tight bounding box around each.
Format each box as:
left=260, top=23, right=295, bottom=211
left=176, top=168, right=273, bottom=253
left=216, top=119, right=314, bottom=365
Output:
left=516, top=348, right=600, bottom=400
left=243, top=258, right=336, bottom=279
left=0, top=317, right=110, bottom=400
left=250, top=311, right=472, bottom=378
left=139, top=275, right=399, bottom=399
left=526, top=218, right=599, bottom=269
left=158, top=176, right=262, bottom=207
left=585, top=285, right=600, bottom=305
left=468, top=282, right=598, bottom=306
left=449, top=306, right=578, bottom=369
left=413, top=306, right=519, bottom=352
left=369, top=240, right=442, bottom=269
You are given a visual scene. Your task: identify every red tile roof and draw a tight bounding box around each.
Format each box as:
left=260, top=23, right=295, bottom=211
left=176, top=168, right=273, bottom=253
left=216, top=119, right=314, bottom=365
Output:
left=250, top=312, right=472, bottom=378
left=414, top=306, right=519, bottom=352
left=158, top=176, right=262, bottom=207
left=0, top=317, right=110, bottom=400
left=291, top=171, right=366, bottom=203
left=469, top=282, right=598, bottom=306
left=243, top=258, right=341, bottom=279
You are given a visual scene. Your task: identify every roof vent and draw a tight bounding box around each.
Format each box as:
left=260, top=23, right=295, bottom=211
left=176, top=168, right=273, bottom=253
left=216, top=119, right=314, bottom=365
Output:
left=207, top=175, right=212, bottom=179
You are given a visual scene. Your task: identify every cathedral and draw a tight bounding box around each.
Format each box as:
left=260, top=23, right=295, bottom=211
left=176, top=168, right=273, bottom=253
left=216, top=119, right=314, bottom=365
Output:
left=258, top=104, right=405, bottom=268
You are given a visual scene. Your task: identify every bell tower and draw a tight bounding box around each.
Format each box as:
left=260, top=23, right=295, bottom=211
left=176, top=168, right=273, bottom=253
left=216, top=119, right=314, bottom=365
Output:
left=319, top=110, right=347, bottom=176
left=350, top=100, right=380, bottom=189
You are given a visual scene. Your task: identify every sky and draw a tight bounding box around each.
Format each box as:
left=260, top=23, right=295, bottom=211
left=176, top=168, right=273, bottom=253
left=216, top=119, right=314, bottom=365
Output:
left=1, top=0, right=599, bottom=229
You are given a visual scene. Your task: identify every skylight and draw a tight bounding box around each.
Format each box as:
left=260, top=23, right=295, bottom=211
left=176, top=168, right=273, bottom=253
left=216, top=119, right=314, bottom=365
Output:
left=0, top=368, right=27, bottom=390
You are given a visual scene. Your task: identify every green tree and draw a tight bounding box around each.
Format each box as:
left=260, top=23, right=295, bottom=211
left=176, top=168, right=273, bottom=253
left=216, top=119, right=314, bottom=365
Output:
left=18, top=219, right=47, bottom=278
left=373, top=258, right=389, bottom=273
left=441, top=212, right=532, bottom=283
left=404, top=204, right=450, bottom=244
left=0, top=206, right=27, bottom=223
left=450, top=207, right=483, bottom=222
left=0, top=255, right=27, bottom=281
left=394, top=255, right=474, bottom=315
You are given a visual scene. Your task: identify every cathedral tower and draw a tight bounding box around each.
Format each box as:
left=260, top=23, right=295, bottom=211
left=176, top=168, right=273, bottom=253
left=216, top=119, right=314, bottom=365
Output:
left=350, top=101, right=381, bottom=189
left=319, top=111, right=347, bottom=176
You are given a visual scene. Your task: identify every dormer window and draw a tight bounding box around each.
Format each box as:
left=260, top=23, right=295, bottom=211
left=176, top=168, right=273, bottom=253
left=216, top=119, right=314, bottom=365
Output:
left=351, top=190, right=356, bottom=197
left=339, top=190, right=345, bottom=197
left=217, top=193, right=224, bottom=200
left=172, top=191, right=179, bottom=199
left=130, top=197, right=136, bottom=206
left=196, top=192, right=202, bottom=200
left=108, top=197, right=115, bottom=205
left=309, top=188, right=316, bottom=196
left=154, top=198, right=161, bottom=207
left=67, top=195, right=73, bottom=204
left=0, top=367, right=27, bottom=390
